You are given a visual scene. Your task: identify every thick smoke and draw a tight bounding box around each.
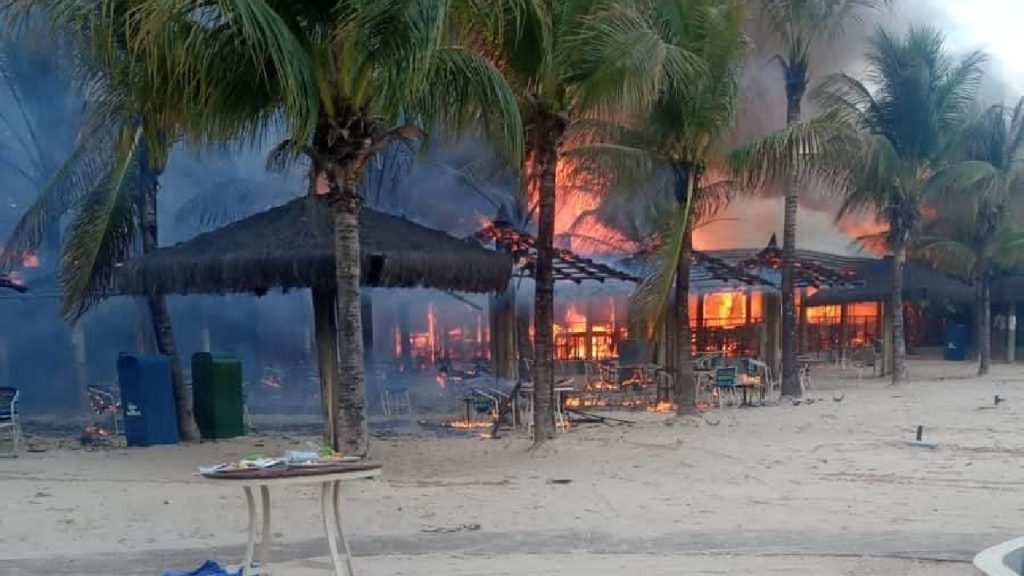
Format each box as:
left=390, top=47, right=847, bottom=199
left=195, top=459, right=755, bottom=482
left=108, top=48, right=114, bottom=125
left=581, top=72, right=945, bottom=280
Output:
left=715, top=0, right=1007, bottom=255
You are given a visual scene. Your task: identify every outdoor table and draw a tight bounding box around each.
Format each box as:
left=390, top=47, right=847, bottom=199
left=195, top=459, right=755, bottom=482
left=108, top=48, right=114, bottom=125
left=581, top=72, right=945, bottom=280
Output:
left=202, top=462, right=382, bottom=576
left=735, top=382, right=760, bottom=406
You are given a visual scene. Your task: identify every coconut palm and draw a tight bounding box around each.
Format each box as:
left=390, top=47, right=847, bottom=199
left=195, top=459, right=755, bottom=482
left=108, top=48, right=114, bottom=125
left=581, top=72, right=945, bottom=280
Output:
left=920, top=97, right=1024, bottom=375
left=818, top=26, right=986, bottom=383
left=758, top=0, right=890, bottom=397
left=567, top=0, right=748, bottom=415
left=0, top=8, right=204, bottom=439
left=95, top=0, right=524, bottom=455
left=483, top=0, right=705, bottom=441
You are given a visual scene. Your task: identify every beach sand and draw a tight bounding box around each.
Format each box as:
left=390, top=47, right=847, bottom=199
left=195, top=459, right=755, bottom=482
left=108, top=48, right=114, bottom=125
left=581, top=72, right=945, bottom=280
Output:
left=3, top=359, right=1021, bottom=575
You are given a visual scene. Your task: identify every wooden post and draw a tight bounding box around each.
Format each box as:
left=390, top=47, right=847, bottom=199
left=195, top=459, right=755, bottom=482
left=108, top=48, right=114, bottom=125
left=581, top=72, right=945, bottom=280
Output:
left=764, top=291, right=781, bottom=375
left=312, top=289, right=339, bottom=449
left=0, top=334, right=8, bottom=385
left=72, top=322, right=89, bottom=411
left=360, top=292, right=374, bottom=362
left=798, top=289, right=809, bottom=354
left=882, top=300, right=893, bottom=376
left=489, top=283, right=516, bottom=382
left=1009, top=302, right=1017, bottom=363
left=398, top=301, right=412, bottom=372
left=584, top=297, right=594, bottom=360
left=695, top=293, right=705, bottom=353
left=839, top=304, right=850, bottom=365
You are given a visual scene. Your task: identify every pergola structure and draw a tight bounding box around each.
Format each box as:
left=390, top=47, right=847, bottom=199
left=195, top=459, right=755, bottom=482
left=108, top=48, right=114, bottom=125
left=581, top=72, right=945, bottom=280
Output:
left=475, top=220, right=638, bottom=284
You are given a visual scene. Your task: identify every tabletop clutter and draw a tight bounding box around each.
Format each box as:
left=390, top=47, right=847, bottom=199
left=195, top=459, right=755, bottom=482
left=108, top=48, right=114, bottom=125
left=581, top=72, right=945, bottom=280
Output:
left=198, top=448, right=360, bottom=476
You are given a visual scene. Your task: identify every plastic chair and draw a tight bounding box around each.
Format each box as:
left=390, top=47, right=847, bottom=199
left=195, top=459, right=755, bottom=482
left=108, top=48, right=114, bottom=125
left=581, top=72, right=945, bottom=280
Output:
left=0, top=387, right=21, bottom=455
left=380, top=386, right=412, bottom=416
left=714, top=367, right=738, bottom=410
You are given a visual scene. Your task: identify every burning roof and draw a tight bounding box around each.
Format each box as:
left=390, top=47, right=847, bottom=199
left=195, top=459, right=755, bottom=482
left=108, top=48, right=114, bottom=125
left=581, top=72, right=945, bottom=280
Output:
left=116, top=196, right=514, bottom=297
left=475, top=221, right=638, bottom=284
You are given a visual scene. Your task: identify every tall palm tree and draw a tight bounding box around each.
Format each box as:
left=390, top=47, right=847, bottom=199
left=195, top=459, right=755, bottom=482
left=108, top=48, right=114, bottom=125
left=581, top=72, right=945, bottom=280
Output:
left=819, top=26, right=986, bottom=383
left=487, top=0, right=703, bottom=442
left=569, top=0, right=748, bottom=415
left=758, top=0, right=890, bottom=397
left=109, top=1, right=524, bottom=456
left=920, top=97, right=1024, bottom=375
left=0, top=9, right=202, bottom=439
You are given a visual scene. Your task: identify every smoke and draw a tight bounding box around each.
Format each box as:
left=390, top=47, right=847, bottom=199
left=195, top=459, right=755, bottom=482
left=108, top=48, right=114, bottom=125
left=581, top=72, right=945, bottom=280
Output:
left=718, top=0, right=1015, bottom=252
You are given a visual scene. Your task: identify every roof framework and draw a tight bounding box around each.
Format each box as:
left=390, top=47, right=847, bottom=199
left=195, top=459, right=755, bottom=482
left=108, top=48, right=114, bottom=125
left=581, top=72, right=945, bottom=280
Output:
left=476, top=223, right=638, bottom=284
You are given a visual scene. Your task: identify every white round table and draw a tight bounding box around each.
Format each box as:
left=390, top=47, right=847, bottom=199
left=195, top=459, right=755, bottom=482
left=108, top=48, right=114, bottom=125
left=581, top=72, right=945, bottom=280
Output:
left=203, top=463, right=382, bottom=576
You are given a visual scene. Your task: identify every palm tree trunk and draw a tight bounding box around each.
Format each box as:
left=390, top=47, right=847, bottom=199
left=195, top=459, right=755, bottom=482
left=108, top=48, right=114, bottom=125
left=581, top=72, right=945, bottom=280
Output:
left=891, top=239, right=908, bottom=385
left=780, top=74, right=806, bottom=398
left=674, top=205, right=696, bottom=415
left=532, top=114, right=564, bottom=445
left=978, top=270, right=991, bottom=376
left=331, top=174, right=369, bottom=457
left=139, top=162, right=198, bottom=441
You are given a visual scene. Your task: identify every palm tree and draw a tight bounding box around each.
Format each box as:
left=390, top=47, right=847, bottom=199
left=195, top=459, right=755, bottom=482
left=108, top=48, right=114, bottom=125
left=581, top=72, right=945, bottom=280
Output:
left=758, top=0, right=890, bottom=397
left=0, top=11, right=202, bottom=439
left=819, top=26, right=986, bottom=383
left=107, top=1, right=524, bottom=456
left=487, top=0, right=704, bottom=442
left=569, top=0, right=748, bottom=415
left=920, top=97, right=1024, bottom=375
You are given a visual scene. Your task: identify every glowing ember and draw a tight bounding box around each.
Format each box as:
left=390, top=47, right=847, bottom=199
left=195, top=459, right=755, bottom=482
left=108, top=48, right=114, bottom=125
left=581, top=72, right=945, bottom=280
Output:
left=647, top=401, right=675, bottom=413
left=442, top=419, right=494, bottom=429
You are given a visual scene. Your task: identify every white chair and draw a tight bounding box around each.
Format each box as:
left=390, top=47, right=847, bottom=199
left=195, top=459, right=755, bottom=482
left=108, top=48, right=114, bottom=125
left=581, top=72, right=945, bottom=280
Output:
left=0, top=387, right=21, bottom=455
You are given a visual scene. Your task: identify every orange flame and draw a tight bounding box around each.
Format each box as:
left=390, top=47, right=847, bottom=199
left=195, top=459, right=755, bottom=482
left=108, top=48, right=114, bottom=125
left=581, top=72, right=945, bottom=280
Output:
left=22, top=251, right=39, bottom=268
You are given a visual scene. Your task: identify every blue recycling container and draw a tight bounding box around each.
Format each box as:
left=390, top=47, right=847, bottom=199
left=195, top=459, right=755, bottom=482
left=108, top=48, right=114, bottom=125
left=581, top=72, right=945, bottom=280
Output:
left=118, top=354, right=180, bottom=446
left=944, top=324, right=968, bottom=361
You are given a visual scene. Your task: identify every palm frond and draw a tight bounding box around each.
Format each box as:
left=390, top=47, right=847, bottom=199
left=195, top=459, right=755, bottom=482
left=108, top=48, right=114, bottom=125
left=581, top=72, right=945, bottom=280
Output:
left=0, top=121, right=115, bottom=271
left=630, top=202, right=687, bottom=338
left=59, top=125, right=142, bottom=320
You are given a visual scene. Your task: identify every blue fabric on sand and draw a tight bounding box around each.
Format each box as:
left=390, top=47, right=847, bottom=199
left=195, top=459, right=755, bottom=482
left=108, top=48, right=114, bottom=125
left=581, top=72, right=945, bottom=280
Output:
left=161, top=560, right=241, bottom=576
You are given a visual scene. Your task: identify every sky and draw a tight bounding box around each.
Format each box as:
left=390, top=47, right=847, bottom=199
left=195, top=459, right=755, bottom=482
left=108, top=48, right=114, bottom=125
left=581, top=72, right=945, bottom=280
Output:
left=932, top=0, right=1024, bottom=94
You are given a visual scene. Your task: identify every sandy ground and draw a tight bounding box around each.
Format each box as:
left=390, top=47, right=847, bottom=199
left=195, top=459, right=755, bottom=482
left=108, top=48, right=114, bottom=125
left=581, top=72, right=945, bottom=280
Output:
left=3, top=359, right=1023, bottom=575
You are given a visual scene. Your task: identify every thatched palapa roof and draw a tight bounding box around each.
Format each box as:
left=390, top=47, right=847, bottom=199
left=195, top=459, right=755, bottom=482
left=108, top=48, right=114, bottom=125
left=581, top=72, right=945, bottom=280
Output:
left=117, top=196, right=513, bottom=296
left=804, top=257, right=973, bottom=306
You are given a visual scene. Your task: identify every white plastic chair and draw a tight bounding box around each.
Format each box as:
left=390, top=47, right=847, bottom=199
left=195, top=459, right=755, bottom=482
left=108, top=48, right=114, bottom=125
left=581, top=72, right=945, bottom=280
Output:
left=0, top=387, right=21, bottom=455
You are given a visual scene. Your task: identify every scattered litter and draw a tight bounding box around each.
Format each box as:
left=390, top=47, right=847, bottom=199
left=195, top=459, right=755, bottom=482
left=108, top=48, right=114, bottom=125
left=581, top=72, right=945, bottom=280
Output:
left=548, top=478, right=573, bottom=485
left=833, top=394, right=845, bottom=403
left=906, top=425, right=938, bottom=449
left=995, top=395, right=1005, bottom=406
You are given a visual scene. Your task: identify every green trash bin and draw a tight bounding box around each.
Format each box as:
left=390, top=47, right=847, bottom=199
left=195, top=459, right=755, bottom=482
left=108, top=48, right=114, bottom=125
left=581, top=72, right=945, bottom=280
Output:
left=191, top=352, right=245, bottom=439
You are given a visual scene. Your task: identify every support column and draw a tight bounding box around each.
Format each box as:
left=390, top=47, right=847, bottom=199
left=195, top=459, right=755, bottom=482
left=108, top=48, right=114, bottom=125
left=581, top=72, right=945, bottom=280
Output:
left=695, top=293, right=705, bottom=353
left=882, top=300, right=893, bottom=376
left=839, top=304, right=850, bottom=365
left=360, top=293, right=374, bottom=363
left=489, top=284, right=516, bottom=382
left=764, top=292, right=781, bottom=375
left=798, top=289, right=809, bottom=354
left=398, top=302, right=412, bottom=372
left=1009, top=302, right=1017, bottom=363
left=313, top=289, right=339, bottom=449
left=584, top=298, right=594, bottom=360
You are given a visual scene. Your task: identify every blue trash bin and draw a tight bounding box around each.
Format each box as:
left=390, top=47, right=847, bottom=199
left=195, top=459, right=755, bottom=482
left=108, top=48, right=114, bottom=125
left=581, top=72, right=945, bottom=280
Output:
left=118, top=354, right=180, bottom=446
left=944, top=324, right=968, bottom=361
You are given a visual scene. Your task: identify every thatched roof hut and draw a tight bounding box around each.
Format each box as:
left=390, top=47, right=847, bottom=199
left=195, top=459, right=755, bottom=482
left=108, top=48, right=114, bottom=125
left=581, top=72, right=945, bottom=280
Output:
left=804, top=257, right=973, bottom=306
left=117, top=196, right=512, bottom=296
